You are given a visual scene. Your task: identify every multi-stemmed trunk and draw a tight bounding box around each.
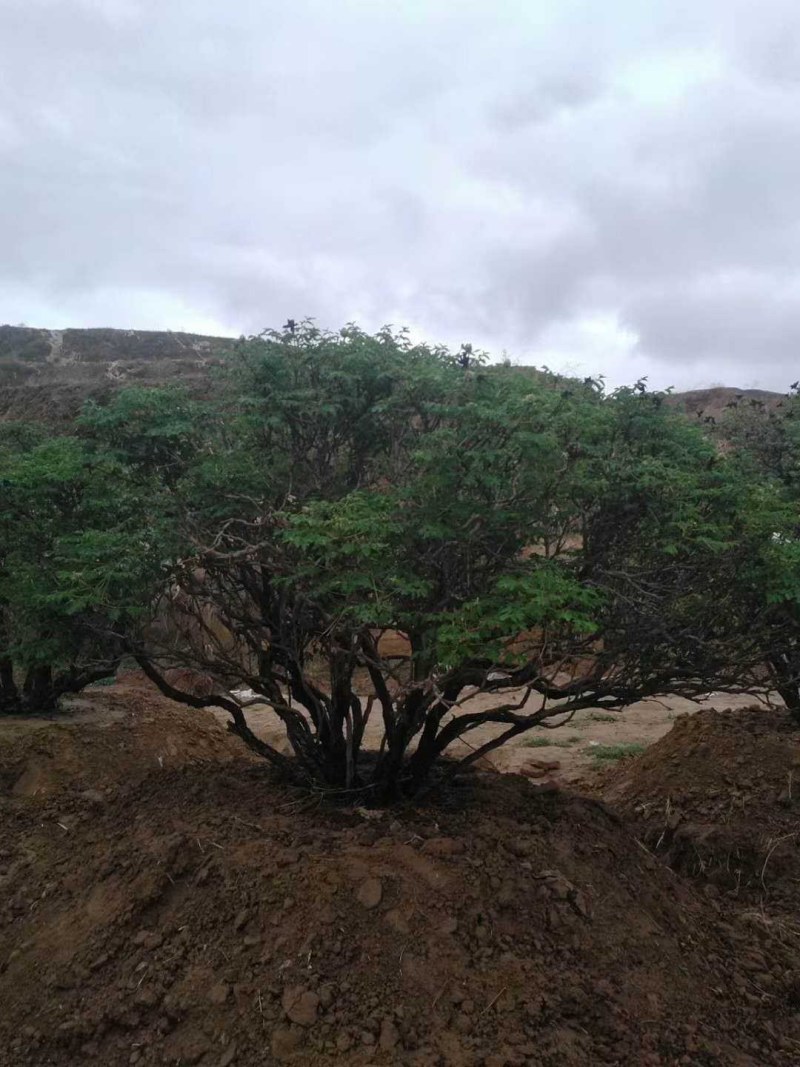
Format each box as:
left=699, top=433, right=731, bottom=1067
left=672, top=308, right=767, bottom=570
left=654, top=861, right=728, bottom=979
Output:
left=770, top=653, right=800, bottom=726
left=0, top=660, right=119, bottom=715
left=1, top=665, right=57, bottom=714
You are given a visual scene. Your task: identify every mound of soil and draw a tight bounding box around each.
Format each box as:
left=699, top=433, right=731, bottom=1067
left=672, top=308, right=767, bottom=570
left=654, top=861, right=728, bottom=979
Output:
left=600, top=706, right=800, bottom=907
left=2, top=715, right=800, bottom=1066
left=0, top=681, right=251, bottom=799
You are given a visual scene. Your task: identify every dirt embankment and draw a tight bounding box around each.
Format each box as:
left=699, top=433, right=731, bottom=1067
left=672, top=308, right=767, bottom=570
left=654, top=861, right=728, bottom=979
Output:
left=600, top=706, right=800, bottom=908
left=0, top=681, right=251, bottom=800
left=2, top=690, right=800, bottom=1064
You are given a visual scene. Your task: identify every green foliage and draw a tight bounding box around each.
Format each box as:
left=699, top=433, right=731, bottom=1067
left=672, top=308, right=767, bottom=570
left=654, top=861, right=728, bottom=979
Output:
left=79, top=386, right=206, bottom=486
left=0, top=426, right=177, bottom=710
left=214, top=321, right=465, bottom=503
left=719, top=387, right=800, bottom=715
left=720, top=388, right=800, bottom=494
left=116, top=329, right=785, bottom=793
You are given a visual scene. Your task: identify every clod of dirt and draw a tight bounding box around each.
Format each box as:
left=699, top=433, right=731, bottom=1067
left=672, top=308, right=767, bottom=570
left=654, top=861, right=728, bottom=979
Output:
left=207, top=983, right=230, bottom=1006
left=379, top=1017, right=400, bottom=1050
left=356, top=877, right=383, bottom=909
left=282, top=987, right=320, bottom=1027
left=271, top=1026, right=305, bottom=1060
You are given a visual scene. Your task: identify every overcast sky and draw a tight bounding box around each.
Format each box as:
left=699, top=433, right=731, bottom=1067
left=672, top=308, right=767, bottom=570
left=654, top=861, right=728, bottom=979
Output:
left=2, top=1, right=800, bottom=389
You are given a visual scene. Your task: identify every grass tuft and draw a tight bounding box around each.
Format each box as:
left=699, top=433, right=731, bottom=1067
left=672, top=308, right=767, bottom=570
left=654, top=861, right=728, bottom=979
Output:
left=589, top=742, right=646, bottom=762
left=524, top=734, right=582, bottom=749
left=524, top=736, right=554, bottom=748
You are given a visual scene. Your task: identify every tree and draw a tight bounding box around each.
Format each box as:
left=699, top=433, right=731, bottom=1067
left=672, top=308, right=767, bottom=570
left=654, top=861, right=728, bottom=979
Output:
left=719, top=388, right=800, bottom=718
left=78, top=385, right=207, bottom=488
left=125, top=326, right=781, bottom=799
left=0, top=427, right=171, bottom=713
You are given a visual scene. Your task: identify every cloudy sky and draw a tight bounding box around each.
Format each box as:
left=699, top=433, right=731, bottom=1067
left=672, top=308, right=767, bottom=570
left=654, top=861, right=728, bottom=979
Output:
left=2, top=0, right=800, bottom=389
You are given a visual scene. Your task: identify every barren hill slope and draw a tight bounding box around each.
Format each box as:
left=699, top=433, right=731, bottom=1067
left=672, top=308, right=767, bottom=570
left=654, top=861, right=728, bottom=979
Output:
left=667, top=386, right=784, bottom=421
left=0, top=325, right=237, bottom=420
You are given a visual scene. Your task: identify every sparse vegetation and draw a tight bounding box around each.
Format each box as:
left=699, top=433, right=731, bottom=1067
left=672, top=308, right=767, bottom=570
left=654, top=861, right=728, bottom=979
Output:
left=524, top=736, right=555, bottom=748
left=590, top=742, right=646, bottom=762
left=525, top=734, right=581, bottom=748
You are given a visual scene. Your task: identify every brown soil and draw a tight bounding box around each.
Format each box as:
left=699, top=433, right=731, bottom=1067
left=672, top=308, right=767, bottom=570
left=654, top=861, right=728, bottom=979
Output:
left=598, top=705, right=800, bottom=910
left=2, top=692, right=800, bottom=1064
left=0, top=679, right=251, bottom=799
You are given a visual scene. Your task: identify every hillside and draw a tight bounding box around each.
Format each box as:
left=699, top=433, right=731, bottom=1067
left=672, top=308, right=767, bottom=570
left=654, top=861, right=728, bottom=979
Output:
left=0, top=326, right=237, bottom=420
left=666, top=386, right=784, bottom=421
left=0, top=324, right=785, bottom=422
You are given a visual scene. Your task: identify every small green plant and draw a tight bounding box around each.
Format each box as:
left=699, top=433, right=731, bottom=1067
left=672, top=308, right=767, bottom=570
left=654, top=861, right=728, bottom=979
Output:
left=588, top=712, right=617, bottom=723
left=590, top=742, right=646, bottom=762
left=524, top=736, right=554, bottom=748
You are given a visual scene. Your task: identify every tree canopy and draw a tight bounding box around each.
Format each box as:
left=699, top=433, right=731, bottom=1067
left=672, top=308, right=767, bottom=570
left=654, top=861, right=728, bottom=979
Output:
left=719, top=388, right=800, bottom=714
left=0, top=425, right=171, bottom=712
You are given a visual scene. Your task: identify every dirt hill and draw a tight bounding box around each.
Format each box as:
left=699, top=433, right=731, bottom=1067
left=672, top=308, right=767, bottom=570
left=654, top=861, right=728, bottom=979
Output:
left=599, top=705, right=800, bottom=909
left=0, top=326, right=237, bottom=420
left=0, top=324, right=785, bottom=423
left=666, top=387, right=784, bottom=423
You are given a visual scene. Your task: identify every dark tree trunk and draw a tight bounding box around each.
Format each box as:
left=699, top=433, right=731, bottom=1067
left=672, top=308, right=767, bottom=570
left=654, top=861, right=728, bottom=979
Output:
left=776, top=682, right=800, bottom=725
left=22, top=665, right=53, bottom=712
left=0, top=661, right=120, bottom=715
left=769, top=655, right=800, bottom=726
left=0, top=656, right=19, bottom=713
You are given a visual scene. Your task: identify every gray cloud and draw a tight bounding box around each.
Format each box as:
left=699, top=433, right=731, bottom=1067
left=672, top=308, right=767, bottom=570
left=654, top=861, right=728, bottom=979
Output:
left=2, top=0, right=800, bottom=389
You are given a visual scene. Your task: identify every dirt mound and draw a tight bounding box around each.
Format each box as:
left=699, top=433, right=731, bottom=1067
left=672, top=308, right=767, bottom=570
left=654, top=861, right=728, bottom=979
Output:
left=600, top=706, right=800, bottom=906
left=2, top=748, right=800, bottom=1066
left=0, top=682, right=251, bottom=799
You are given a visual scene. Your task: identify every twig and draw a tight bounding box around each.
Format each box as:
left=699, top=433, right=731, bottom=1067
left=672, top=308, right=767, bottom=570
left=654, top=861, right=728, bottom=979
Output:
left=481, top=986, right=507, bottom=1016
left=760, top=832, right=798, bottom=890
left=431, top=984, right=449, bottom=1011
